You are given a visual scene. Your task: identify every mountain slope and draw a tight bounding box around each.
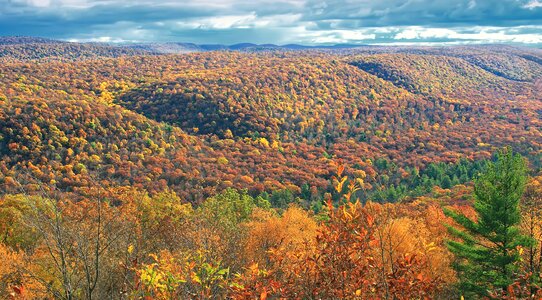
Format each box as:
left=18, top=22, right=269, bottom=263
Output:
left=0, top=49, right=541, bottom=203
left=348, top=53, right=532, bottom=100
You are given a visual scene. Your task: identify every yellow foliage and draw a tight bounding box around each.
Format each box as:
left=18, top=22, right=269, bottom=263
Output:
left=217, top=156, right=229, bottom=165
left=258, top=137, right=270, bottom=148
left=224, top=129, right=234, bottom=139
left=243, top=206, right=318, bottom=268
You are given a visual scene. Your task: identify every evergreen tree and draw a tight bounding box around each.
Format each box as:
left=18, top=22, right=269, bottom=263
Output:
left=444, top=148, right=531, bottom=297
left=441, top=175, right=452, bottom=189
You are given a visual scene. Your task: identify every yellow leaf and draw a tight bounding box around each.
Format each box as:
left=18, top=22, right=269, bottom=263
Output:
left=249, top=263, right=259, bottom=275
left=336, top=176, right=348, bottom=193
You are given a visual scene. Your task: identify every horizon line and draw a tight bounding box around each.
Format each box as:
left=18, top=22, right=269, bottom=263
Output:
left=1, top=35, right=542, bottom=49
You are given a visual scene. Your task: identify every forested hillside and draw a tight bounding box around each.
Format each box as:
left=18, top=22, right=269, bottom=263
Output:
left=1, top=49, right=541, bottom=202
left=0, top=42, right=542, bottom=298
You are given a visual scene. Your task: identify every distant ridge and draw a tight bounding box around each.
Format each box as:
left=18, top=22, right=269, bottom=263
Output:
left=0, top=36, right=539, bottom=61
left=0, top=36, right=63, bottom=45
left=123, top=41, right=377, bottom=53
left=0, top=36, right=375, bottom=54
left=126, top=42, right=202, bottom=54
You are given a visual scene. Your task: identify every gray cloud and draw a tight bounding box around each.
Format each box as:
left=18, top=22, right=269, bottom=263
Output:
left=303, top=0, right=542, bottom=27
left=0, top=0, right=541, bottom=44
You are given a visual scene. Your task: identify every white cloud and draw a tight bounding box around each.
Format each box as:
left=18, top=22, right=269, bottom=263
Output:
left=523, top=0, right=542, bottom=9
left=179, top=13, right=257, bottom=29
left=301, top=29, right=376, bottom=44
left=394, top=28, right=420, bottom=39
left=340, top=30, right=376, bottom=41
left=394, top=26, right=542, bottom=44
left=175, top=13, right=302, bottom=30
left=68, top=36, right=137, bottom=43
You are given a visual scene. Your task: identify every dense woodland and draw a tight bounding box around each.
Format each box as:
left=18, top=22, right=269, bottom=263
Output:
left=0, top=39, right=542, bottom=298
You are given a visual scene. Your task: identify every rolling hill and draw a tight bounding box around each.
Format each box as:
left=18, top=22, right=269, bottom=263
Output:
left=0, top=42, right=541, bottom=203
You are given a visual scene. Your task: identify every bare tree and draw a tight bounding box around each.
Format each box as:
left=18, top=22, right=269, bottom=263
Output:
left=14, top=179, right=137, bottom=299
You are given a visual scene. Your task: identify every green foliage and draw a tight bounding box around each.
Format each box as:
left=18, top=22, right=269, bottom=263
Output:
left=444, top=148, right=531, bottom=297
left=268, top=189, right=295, bottom=209
left=370, top=158, right=489, bottom=202
left=197, top=188, right=263, bottom=226
left=0, top=194, right=43, bottom=250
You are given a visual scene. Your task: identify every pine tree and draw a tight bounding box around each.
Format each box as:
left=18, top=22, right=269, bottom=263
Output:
left=444, top=148, right=531, bottom=297
left=441, top=175, right=452, bottom=189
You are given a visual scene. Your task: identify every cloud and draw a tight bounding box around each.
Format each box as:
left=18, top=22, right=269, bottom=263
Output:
left=524, top=0, right=542, bottom=9
left=393, top=26, right=542, bottom=44
left=296, top=28, right=376, bottom=44
left=0, top=0, right=541, bottom=45
left=176, top=13, right=258, bottom=30
left=303, top=0, right=542, bottom=27
left=174, top=13, right=302, bottom=30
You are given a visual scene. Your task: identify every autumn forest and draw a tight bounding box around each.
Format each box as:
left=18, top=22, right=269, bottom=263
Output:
left=0, top=38, right=542, bottom=299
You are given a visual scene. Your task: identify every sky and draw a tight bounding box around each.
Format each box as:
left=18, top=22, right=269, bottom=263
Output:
left=1, top=0, right=542, bottom=45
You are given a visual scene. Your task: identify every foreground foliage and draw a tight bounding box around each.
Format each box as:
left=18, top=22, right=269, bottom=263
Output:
left=1, top=152, right=542, bottom=299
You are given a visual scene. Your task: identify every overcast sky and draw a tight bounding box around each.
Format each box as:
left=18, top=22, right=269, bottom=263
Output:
left=1, top=0, right=542, bottom=45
